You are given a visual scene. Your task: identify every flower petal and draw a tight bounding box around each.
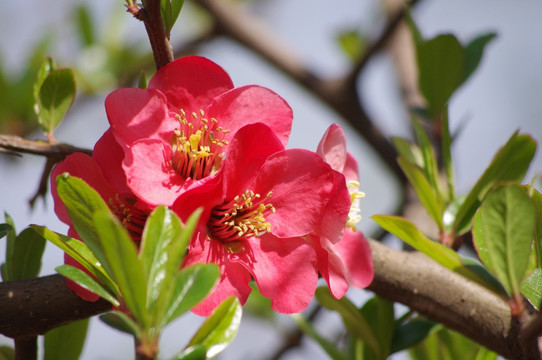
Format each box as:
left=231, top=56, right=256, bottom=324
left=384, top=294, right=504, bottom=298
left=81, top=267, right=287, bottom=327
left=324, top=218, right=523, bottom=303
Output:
left=343, top=152, right=360, bottom=182
left=93, top=129, right=132, bottom=198
left=317, top=124, right=347, bottom=173
left=123, top=139, right=185, bottom=207
left=148, top=56, right=234, bottom=113
left=238, top=234, right=318, bottom=314
left=106, top=88, right=176, bottom=147
left=253, top=149, right=335, bottom=238
left=207, top=85, right=293, bottom=146
left=330, top=230, right=374, bottom=290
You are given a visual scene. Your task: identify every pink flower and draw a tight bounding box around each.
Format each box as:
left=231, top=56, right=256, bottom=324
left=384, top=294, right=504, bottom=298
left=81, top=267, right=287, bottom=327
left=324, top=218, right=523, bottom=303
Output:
left=105, top=56, right=293, bottom=207
left=51, top=130, right=151, bottom=301
left=311, top=124, right=374, bottom=298
left=172, top=124, right=340, bottom=316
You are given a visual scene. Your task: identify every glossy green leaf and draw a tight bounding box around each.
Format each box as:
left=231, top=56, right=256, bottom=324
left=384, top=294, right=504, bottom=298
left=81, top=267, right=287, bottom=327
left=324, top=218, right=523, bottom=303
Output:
left=372, top=215, right=501, bottom=293
left=412, top=117, right=441, bottom=195
left=0, top=223, right=12, bottom=239
left=417, top=34, right=465, bottom=117
left=521, top=269, right=542, bottom=310
left=93, top=211, right=148, bottom=326
left=391, top=137, right=423, bottom=168
left=188, top=296, right=242, bottom=358
left=44, top=318, right=89, bottom=360
left=100, top=311, right=141, bottom=337
left=33, top=57, right=55, bottom=103
left=163, top=263, right=219, bottom=326
left=525, top=186, right=542, bottom=267
left=161, top=0, right=184, bottom=35
left=463, top=33, right=497, bottom=84
left=390, top=318, right=436, bottom=354
left=315, top=287, right=380, bottom=357
left=0, top=346, right=14, bottom=360
left=172, top=344, right=207, bottom=360
left=36, top=68, right=76, bottom=134
left=291, top=313, right=347, bottom=360
left=472, top=184, right=534, bottom=298
left=55, top=174, right=111, bottom=266
left=56, top=264, right=119, bottom=307
left=30, top=225, right=117, bottom=293
left=398, top=156, right=444, bottom=229
left=474, top=346, right=498, bottom=360
left=452, top=132, right=536, bottom=234
left=8, top=228, right=46, bottom=280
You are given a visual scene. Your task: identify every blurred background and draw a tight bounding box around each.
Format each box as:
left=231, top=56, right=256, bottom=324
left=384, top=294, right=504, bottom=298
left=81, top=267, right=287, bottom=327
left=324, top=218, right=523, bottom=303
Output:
left=1, top=0, right=541, bottom=358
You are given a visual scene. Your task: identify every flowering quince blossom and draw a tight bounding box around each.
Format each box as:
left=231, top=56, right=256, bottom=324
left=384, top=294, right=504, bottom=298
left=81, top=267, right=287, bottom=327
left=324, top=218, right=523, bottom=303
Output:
left=310, top=124, right=374, bottom=298
left=105, top=56, right=293, bottom=207
left=51, top=130, right=151, bottom=301
left=172, top=123, right=343, bottom=316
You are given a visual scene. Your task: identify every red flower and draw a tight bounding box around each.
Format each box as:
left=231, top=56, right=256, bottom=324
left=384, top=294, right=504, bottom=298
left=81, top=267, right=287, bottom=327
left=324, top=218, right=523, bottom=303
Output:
left=172, top=124, right=338, bottom=315
left=311, top=124, right=374, bottom=298
left=105, top=56, right=293, bottom=207
left=51, top=130, right=151, bottom=301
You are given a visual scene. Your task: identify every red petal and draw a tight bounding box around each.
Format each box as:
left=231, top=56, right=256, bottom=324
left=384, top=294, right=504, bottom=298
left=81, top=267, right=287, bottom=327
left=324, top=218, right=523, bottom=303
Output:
left=330, top=230, right=374, bottom=290
left=318, top=171, right=351, bottom=246
left=93, top=129, right=132, bottom=198
left=123, top=139, right=185, bottom=207
left=148, top=56, right=234, bottom=114
left=207, top=85, right=293, bottom=146
left=317, top=124, right=347, bottom=173
left=343, top=152, right=360, bottom=182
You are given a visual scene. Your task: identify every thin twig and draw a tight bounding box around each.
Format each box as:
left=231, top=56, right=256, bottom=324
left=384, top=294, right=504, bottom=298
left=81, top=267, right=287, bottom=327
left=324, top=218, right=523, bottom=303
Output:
left=0, top=134, right=92, bottom=158
left=141, top=0, right=174, bottom=69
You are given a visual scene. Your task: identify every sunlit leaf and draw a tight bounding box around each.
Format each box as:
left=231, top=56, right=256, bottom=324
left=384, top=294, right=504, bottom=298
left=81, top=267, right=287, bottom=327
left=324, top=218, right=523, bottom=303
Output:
left=161, top=0, right=185, bottom=35
left=521, top=269, right=542, bottom=310
left=44, top=318, right=89, bottom=360
left=172, top=344, right=207, bottom=360
left=336, top=30, right=366, bottom=63
left=0, top=346, right=14, bottom=360
left=36, top=68, right=76, bottom=135
left=33, top=57, right=55, bottom=103
left=100, top=311, right=141, bottom=337
left=93, top=211, right=148, bottom=326
left=315, top=287, right=380, bottom=357
left=56, top=264, right=119, bottom=307
left=391, top=137, right=423, bottom=168
left=452, top=132, right=536, bottom=234
left=472, top=184, right=535, bottom=299
left=187, top=296, right=242, bottom=358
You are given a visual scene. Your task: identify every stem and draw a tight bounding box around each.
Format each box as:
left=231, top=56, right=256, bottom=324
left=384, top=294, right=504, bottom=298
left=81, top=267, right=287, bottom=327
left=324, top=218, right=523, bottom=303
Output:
left=15, top=337, right=37, bottom=360
left=141, top=0, right=174, bottom=69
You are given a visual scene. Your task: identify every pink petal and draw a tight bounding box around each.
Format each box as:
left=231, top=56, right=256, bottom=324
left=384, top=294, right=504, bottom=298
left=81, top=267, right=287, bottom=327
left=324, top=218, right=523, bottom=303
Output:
left=106, top=88, right=176, bottom=147
left=238, top=234, right=318, bottom=314
left=93, top=129, right=132, bottom=198
left=148, top=56, right=234, bottom=113
left=51, top=153, right=116, bottom=226
left=318, top=171, right=351, bottom=247
left=253, top=149, right=334, bottom=238
left=317, top=124, right=347, bottom=173
left=343, top=152, right=360, bottom=182
left=311, top=237, right=349, bottom=299
left=222, top=123, right=284, bottom=199
left=123, top=139, right=185, bottom=207
left=207, top=85, right=293, bottom=146
left=330, top=230, right=374, bottom=290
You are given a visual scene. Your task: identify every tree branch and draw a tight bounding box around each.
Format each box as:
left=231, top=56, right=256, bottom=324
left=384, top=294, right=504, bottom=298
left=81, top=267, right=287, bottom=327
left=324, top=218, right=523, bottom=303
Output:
left=0, top=241, right=538, bottom=358
left=140, top=0, right=174, bottom=69
left=0, top=134, right=92, bottom=158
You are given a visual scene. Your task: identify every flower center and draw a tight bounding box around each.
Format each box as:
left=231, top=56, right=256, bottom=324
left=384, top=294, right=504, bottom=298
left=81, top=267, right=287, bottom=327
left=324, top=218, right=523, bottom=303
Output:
left=346, top=180, right=365, bottom=231
left=171, top=109, right=229, bottom=181
left=208, top=190, right=275, bottom=245
left=108, top=194, right=148, bottom=243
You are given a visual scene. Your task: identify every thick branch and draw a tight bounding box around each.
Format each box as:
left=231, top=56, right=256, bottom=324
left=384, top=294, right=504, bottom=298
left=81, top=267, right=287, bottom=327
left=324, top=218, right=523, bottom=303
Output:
left=1, top=241, right=539, bottom=358
left=141, top=0, right=174, bottom=69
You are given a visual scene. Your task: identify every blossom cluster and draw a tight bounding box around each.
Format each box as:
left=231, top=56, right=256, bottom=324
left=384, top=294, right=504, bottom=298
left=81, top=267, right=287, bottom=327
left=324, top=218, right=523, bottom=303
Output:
left=51, top=56, right=373, bottom=315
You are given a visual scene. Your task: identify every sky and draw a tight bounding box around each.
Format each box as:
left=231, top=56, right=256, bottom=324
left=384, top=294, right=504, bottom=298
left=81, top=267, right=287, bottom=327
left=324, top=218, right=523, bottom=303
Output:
left=1, top=0, right=541, bottom=359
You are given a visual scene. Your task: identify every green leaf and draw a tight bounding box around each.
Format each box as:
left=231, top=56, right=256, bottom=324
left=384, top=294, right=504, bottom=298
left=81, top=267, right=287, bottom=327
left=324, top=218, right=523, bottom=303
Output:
left=336, top=30, right=366, bottom=63
left=463, top=33, right=497, bottom=84
left=0, top=223, right=13, bottom=239
left=7, top=228, right=46, bottom=280
left=360, top=296, right=395, bottom=359
left=390, top=318, right=436, bottom=354
left=472, top=184, right=535, bottom=299
left=521, top=269, right=542, bottom=310
left=161, top=0, right=184, bottom=35
left=172, top=344, right=207, bottom=360
left=391, top=137, right=423, bottom=168
left=441, top=107, right=455, bottom=199
left=372, top=215, right=502, bottom=293
left=56, top=264, right=119, bottom=307
left=30, top=225, right=117, bottom=293
left=33, top=57, right=55, bottom=103
left=525, top=186, right=542, bottom=267
left=315, top=287, right=380, bottom=357
left=75, top=5, right=95, bottom=47
left=188, top=296, right=242, bottom=358
left=452, top=132, right=536, bottom=234
left=163, top=263, right=220, bottom=326
left=55, top=174, right=111, bottom=266
left=417, top=34, right=465, bottom=117
left=0, top=346, right=14, bottom=360
left=1, top=213, right=16, bottom=281
left=44, top=318, right=89, bottom=360
left=138, top=71, right=148, bottom=89
left=291, top=313, right=347, bottom=360
left=36, top=68, right=76, bottom=135
left=397, top=156, right=444, bottom=229
left=93, top=211, right=148, bottom=327
left=100, top=311, right=141, bottom=337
